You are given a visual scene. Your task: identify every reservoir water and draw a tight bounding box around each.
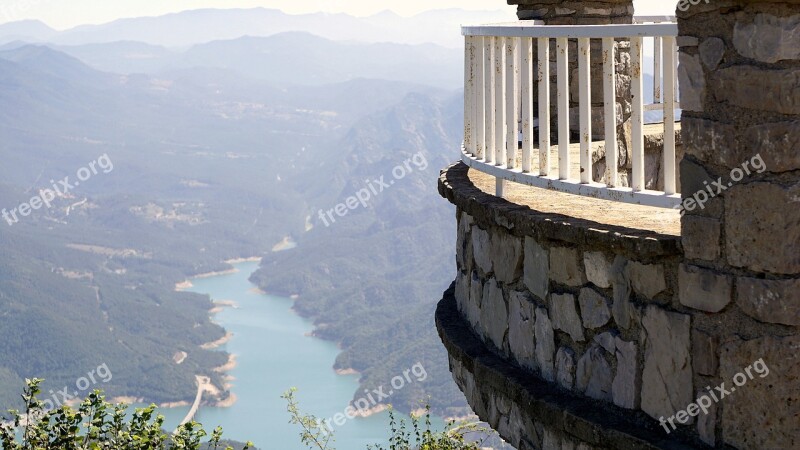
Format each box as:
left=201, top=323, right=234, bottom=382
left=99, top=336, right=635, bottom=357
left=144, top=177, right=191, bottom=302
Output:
left=154, top=261, right=431, bottom=449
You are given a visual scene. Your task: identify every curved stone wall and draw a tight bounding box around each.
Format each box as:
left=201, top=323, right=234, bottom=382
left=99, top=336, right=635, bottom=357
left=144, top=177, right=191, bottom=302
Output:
left=437, top=162, right=798, bottom=449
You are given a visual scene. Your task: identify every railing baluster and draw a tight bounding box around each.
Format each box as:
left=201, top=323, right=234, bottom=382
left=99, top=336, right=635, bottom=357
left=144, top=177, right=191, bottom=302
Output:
left=538, top=38, right=551, bottom=176
left=557, top=37, right=570, bottom=180
left=521, top=37, right=533, bottom=173
left=470, top=36, right=478, bottom=156
left=485, top=37, right=495, bottom=164
left=494, top=36, right=506, bottom=167
left=475, top=37, right=485, bottom=160
left=631, top=36, right=645, bottom=191
left=663, top=35, right=677, bottom=194
left=464, top=36, right=471, bottom=155
left=654, top=36, right=662, bottom=104
left=602, top=37, right=618, bottom=187
left=506, top=37, right=518, bottom=169
left=459, top=19, right=681, bottom=208
left=578, top=37, right=592, bottom=184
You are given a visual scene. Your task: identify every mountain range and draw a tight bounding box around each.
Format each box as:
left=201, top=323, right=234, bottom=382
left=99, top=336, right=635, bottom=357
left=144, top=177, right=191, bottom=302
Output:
left=0, top=30, right=467, bottom=418
left=0, top=8, right=514, bottom=48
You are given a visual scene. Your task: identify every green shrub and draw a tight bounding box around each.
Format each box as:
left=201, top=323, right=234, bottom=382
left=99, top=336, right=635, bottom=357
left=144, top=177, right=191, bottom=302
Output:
left=0, top=378, right=252, bottom=450
left=282, top=388, right=491, bottom=450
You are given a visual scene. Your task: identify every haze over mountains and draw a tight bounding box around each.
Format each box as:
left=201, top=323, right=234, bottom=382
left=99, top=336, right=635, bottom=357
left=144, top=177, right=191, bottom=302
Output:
left=0, top=6, right=503, bottom=423
left=0, top=8, right=512, bottom=48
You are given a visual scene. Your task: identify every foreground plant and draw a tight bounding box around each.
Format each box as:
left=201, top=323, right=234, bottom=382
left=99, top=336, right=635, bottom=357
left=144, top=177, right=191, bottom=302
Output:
left=283, top=388, right=490, bottom=450
left=0, top=378, right=253, bottom=450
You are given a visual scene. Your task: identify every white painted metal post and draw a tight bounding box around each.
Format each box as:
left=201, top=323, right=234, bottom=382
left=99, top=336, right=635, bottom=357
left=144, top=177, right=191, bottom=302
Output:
left=538, top=38, right=551, bottom=176
left=506, top=37, right=518, bottom=169
left=654, top=36, right=662, bottom=104
left=496, top=178, right=507, bottom=197
left=557, top=37, right=570, bottom=180
left=464, top=36, right=471, bottom=154
left=485, top=37, right=495, bottom=163
left=470, top=36, right=478, bottom=156
left=663, top=35, right=677, bottom=195
left=521, top=37, right=533, bottom=173
left=602, top=37, right=618, bottom=187
left=631, top=36, right=645, bottom=191
left=494, top=36, right=506, bottom=167
left=475, top=37, right=485, bottom=160
left=578, top=37, right=592, bottom=184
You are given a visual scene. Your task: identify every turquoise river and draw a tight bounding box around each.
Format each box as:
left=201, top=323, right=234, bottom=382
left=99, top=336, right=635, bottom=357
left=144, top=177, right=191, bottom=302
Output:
left=147, top=260, right=442, bottom=449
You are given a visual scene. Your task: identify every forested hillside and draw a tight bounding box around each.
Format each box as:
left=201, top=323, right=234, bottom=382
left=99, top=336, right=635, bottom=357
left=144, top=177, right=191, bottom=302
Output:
left=0, top=37, right=466, bottom=415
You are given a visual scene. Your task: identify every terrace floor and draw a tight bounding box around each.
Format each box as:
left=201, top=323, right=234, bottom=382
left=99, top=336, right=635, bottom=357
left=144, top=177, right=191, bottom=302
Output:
left=469, top=122, right=682, bottom=236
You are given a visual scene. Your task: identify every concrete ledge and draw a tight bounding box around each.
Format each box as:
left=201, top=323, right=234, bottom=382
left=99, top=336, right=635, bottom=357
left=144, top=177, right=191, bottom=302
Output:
left=438, top=162, right=682, bottom=261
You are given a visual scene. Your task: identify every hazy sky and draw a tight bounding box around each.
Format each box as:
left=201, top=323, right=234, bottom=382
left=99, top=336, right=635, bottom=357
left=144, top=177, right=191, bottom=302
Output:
left=1, top=0, right=676, bottom=29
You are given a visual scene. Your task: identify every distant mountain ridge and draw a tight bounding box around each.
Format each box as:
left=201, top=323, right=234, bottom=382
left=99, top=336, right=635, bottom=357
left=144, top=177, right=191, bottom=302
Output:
left=41, top=32, right=461, bottom=88
left=0, top=8, right=515, bottom=48
left=0, top=20, right=56, bottom=42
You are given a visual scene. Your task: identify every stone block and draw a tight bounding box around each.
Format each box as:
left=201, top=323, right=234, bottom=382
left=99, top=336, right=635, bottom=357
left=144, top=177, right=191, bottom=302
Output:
left=480, top=278, right=508, bottom=352
left=466, top=271, right=483, bottom=329
left=549, top=246, right=587, bottom=286
left=745, top=120, right=800, bottom=173
left=627, top=261, right=666, bottom=299
left=736, top=277, right=800, bottom=326
left=535, top=307, right=556, bottom=382
left=610, top=256, right=633, bottom=330
left=593, top=331, right=616, bottom=354
left=468, top=225, right=523, bottom=283
left=612, top=337, right=639, bottom=409
left=720, top=335, right=800, bottom=449
left=455, top=271, right=470, bottom=315
left=509, top=290, right=537, bottom=370
left=681, top=117, right=738, bottom=167
left=679, top=264, right=733, bottom=313
left=555, top=347, right=577, bottom=390
left=681, top=215, right=721, bottom=261
left=492, top=232, right=524, bottom=284
left=725, top=182, right=800, bottom=274
left=471, top=226, right=492, bottom=274
left=524, top=237, right=550, bottom=300
left=733, top=13, right=800, bottom=63
left=576, top=344, right=613, bottom=402
left=456, top=212, right=474, bottom=271
left=699, top=37, right=725, bottom=70
left=676, top=36, right=699, bottom=47
left=679, top=157, right=723, bottom=218
left=549, top=293, right=585, bottom=342
left=584, top=251, right=612, bottom=288
left=641, top=305, right=693, bottom=421
left=697, top=389, right=717, bottom=446
left=678, top=52, right=704, bottom=111
left=714, top=65, right=800, bottom=115
left=692, top=328, right=719, bottom=376
left=578, top=288, right=611, bottom=329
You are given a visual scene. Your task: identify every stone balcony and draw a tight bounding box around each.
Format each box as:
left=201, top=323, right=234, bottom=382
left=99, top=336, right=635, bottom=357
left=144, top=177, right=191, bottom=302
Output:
left=436, top=4, right=799, bottom=448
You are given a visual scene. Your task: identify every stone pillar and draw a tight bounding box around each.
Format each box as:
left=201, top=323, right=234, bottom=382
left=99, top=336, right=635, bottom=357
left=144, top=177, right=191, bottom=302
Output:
left=678, top=1, right=800, bottom=448
left=507, top=0, right=635, bottom=178
left=509, top=0, right=633, bottom=24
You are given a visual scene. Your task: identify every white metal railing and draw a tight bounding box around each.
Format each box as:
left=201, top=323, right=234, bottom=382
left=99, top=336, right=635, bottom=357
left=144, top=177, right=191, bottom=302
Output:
left=462, top=19, right=681, bottom=208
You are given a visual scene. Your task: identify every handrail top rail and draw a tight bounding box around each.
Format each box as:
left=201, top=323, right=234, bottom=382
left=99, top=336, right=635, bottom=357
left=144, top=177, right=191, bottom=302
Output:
left=462, top=21, right=677, bottom=38
left=633, top=15, right=677, bottom=23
